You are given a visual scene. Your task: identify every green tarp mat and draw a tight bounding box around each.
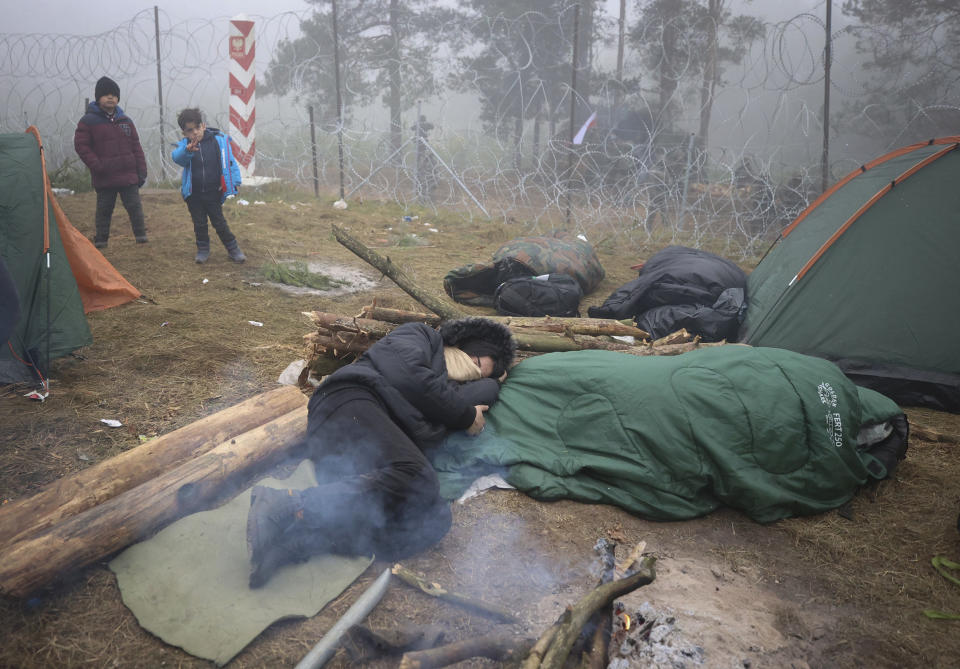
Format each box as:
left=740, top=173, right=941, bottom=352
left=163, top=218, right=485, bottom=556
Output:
left=433, top=346, right=905, bottom=523
left=110, top=460, right=373, bottom=666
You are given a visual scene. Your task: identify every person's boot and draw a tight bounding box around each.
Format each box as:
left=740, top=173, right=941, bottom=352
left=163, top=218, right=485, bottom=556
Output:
left=225, top=238, right=246, bottom=263
left=194, top=240, right=210, bottom=264
left=94, top=220, right=110, bottom=249
left=248, top=533, right=315, bottom=589
left=246, top=486, right=303, bottom=587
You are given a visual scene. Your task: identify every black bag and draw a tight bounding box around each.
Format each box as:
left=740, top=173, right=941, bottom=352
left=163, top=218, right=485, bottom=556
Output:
left=494, top=273, right=582, bottom=317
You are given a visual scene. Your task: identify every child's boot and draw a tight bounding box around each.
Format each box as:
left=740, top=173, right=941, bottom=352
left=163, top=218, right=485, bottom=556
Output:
left=225, top=238, right=246, bottom=263
left=195, top=240, right=210, bottom=264
left=93, top=228, right=109, bottom=249
left=131, top=209, right=148, bottom=243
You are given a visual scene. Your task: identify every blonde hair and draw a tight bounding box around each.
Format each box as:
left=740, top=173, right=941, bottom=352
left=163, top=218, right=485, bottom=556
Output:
left=444, top=346, right=482, bottom=382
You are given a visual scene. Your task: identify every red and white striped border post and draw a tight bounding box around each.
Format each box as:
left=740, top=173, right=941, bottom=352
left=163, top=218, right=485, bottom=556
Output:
left=229, top=17, right=255, bottom=179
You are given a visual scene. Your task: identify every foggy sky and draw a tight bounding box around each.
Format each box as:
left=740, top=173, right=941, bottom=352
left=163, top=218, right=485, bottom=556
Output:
left=2, top=0, right=829, bottom=37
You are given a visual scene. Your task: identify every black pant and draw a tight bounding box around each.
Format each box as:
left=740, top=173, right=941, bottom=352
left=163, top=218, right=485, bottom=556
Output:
left=186, top=190, right=235, bottom=246
left=95, top=184, right=146, bottom=243
left=301, top=386, right=453, bottom=560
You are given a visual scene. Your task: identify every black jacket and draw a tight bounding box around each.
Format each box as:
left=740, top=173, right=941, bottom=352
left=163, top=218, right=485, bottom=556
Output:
left=310, top=320, right=515, bottom=447
left=74, top=102, right=147, bottom=189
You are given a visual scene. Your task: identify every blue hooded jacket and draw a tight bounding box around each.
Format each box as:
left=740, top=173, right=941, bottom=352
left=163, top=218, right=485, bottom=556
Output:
left=171, top=127, right=241, bottom=202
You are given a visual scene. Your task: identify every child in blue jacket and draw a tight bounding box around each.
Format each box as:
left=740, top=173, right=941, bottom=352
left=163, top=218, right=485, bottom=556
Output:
left=171, top=108, right=245, bottom=263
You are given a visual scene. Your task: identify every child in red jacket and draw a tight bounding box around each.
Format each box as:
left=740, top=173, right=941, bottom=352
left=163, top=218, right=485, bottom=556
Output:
left=74, top=76, right=148, bottom=249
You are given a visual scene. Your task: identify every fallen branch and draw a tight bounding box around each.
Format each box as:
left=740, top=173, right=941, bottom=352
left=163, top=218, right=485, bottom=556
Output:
left=581, top=539, right=618, bottom=669
left=536, top=556, right=657, bottom=669
left=521, top=611, right=568, bottom=669
left=332, top=224, right=464, bottom=320
left=398, top=632, right=534, bottom=669
left=391, top=563, right=517, bottom=623
left=614, top=541, right=646, bottom=579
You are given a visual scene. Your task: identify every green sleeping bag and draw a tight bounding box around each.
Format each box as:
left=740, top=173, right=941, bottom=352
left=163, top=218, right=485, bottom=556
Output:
left=433, top=346, right=907, bottom=522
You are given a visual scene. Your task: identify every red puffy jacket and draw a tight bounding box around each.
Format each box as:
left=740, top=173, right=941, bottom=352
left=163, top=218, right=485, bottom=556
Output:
left=74, top=102, right=147, bottom=189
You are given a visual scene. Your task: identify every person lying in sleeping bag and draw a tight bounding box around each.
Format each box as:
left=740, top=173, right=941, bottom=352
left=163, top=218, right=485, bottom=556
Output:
left=432, top=345, right=907, bottom=523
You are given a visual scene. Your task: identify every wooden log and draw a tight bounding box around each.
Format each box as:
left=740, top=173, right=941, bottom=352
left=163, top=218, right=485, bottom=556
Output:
left=305, top=332, right=380, bottom=355
left=580, top=340, right=731, bottom=358
left=537, top=556, right=657, bottom=669
left=581, top=539, right=620, bottom=669
left=0, top=406, right=308, bottom=599
left=305, top=329, right=730, bottom=360
left=515, top=332, right=649, bottom=353
left=302, top=311, right=399, bottom=339
left=332, top=224, right=464, bottom=320
left=651, top=329, right=693, bottom=346
left=359, top=305, right=648, bottom=339
left=358, top=305, right=441, bottom=326
left=301, top=310, right=734, bottom=363
left=398, top=632, right=534, bottom=669
left=391, top=563, right=517, bottom=623
left=0, top=386, right=307, bottom=551
left=521, top=611, right=568, bottom=669
left=513, top=332, right=583, bottom=353
left=499, top=316, right=648, bottom=339
left=645, top=340, right=730, bottom=355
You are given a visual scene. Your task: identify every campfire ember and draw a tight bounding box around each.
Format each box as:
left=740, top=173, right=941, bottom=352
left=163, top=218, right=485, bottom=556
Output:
left=614, top=603, right=631, bottom=631
left=608, top=602, right=705, bottom=668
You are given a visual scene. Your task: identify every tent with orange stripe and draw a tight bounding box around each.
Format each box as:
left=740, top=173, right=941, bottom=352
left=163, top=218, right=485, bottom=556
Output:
left=739, top=136, right=960, bottom=412
left=0, top=127, right=140, bottom=386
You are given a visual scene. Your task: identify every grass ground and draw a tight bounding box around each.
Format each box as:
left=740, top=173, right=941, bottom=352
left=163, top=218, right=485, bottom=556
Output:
left=0, top=186, right=958, bottom=668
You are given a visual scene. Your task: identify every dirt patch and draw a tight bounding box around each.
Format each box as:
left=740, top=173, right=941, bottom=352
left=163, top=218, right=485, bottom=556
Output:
left=1, top=189, right=958, bottom=669
left=264, top=260, right=380, bottom=297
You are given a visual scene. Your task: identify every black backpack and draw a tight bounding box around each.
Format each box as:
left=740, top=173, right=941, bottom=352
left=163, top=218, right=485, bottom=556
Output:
left=494, top=273, right=582, bottom=317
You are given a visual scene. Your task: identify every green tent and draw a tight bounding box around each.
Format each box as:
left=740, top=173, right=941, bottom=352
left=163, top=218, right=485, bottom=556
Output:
left=0, top=131, right=90, bottom=385
left=739, top=137, right=960, bottom=411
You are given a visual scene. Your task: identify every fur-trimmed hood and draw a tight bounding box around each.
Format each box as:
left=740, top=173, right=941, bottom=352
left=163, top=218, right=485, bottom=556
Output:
left=439, top=317, right=516, bottom=378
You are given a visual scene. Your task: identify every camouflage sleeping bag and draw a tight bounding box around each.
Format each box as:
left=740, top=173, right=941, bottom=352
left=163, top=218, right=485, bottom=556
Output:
left=443, top=232, right=605, bottom=307
left=432, top=346, right=907, bottom=522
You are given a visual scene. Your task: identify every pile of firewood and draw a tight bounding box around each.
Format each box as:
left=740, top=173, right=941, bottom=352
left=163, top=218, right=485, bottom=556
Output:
left=302, top=303, right=724, bottom=377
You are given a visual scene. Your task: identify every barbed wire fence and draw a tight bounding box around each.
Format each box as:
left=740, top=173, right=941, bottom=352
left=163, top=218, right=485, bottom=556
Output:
left=1, top=5, right=954, bottom=260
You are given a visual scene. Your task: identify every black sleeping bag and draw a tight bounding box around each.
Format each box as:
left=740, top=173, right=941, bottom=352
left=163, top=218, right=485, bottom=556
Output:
left=587, top=245, right=746, bottom=341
